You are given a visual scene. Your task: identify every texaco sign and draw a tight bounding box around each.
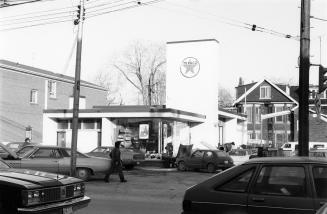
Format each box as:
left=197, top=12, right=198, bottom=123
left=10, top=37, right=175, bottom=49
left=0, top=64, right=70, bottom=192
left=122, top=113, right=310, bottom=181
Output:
left=180, top=57, right=200, bottom=78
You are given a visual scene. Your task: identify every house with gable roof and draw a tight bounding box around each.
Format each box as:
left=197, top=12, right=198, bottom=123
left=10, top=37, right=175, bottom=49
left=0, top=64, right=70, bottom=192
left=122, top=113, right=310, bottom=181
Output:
left=233, top=79, right=298, bottom=147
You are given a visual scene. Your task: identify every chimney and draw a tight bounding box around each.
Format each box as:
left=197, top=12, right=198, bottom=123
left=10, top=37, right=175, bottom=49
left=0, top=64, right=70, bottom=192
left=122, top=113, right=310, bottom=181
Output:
left=238, top=77, right=244, bottom=86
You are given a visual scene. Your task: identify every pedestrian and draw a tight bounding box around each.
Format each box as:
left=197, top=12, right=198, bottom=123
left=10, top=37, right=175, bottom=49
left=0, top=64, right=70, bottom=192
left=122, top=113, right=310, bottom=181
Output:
left=104, top=141, right=127, bottom=183
left=22, top=138, right=31, bottom=148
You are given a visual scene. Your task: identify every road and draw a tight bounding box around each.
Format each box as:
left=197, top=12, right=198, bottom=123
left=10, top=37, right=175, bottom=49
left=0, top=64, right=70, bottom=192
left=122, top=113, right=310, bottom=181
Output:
left=77, top=169, right=213, bottom=214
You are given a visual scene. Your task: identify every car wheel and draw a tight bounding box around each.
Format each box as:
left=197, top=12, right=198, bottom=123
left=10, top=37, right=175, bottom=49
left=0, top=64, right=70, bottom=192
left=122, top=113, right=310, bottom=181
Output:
left=207, top=163, right=216, bottom=173
left=178, top=161, right=186, bottom=171
left=76, top=168, right=91, bottom=181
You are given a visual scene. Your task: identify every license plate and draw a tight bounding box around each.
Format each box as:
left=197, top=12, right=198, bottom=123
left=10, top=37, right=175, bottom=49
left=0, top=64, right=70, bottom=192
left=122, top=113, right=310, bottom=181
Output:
left=63, top=206, right=73, bottom=214
left=136, top=162, right=140, bottom=165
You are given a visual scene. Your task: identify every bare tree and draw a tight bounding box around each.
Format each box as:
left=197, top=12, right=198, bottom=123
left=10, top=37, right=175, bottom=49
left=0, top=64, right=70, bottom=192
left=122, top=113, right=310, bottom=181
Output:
left=93, top=70, right=122, bottom=105
left=113, top=41, right=166, bottom=105
left=218, top=86, right=234, bottom=107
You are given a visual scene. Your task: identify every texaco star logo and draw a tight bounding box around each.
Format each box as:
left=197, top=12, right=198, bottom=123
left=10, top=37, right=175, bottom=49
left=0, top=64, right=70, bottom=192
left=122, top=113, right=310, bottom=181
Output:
left=180, top=57, right=200, bottom=78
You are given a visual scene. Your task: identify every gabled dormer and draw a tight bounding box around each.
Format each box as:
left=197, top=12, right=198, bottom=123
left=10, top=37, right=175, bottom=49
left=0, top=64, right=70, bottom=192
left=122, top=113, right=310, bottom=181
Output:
left=233, top=79, right=298, bottom=105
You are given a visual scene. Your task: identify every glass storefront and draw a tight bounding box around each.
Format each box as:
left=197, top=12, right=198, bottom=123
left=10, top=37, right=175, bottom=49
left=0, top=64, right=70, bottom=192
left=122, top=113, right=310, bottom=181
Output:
left=112, top=118, right=190, bottom=158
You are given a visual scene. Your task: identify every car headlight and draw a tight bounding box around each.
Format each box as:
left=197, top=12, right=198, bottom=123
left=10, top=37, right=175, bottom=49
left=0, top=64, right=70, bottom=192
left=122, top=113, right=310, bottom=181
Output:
left=74, top=183, right=85, bottom=196
left=22, top=190, right=42, bottom=206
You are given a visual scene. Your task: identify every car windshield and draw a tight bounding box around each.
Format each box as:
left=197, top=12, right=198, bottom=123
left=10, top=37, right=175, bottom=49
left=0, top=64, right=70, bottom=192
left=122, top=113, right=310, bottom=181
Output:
left=229, top=150, right=248, bottom=156
left=8, top=143, right=20, bottom=149
left=283, top=144, right=292, bottom=148
left=215, top=150, right=229, bottom=157
left=92, top=148, right=107, bottom=153
left=16, top=146, right=35, bottom=157
left=0, top=160, right=10, bottom=169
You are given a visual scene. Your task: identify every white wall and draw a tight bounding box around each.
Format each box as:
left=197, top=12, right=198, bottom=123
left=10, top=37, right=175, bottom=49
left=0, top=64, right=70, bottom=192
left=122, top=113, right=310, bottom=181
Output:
left=172, top=121, right=191, bottom=156
left=236, top=120, right=248, bottom=147
left=69, top=97, right=86, bottom=109
left=57, top=130, right=98, bottom=153
left=42, top=116, right=57, bottom=145
left=101, top=118, right=116, bottom=147
left=222, top=118, right=247, bottom=148
left=166, top=39, right=219, bottom=149
left=224, top=118, right=238, bottom=144
left=78, top=130, right=98, bottom=153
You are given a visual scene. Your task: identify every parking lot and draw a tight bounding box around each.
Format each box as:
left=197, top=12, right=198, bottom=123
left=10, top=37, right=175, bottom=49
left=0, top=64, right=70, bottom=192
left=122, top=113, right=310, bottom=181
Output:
left=78, top=168, right=214, bottom=214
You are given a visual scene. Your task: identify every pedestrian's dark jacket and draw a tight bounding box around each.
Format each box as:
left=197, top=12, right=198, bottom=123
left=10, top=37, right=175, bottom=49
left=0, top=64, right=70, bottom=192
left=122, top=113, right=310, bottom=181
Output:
left=110, top=147, right=121, bottom=163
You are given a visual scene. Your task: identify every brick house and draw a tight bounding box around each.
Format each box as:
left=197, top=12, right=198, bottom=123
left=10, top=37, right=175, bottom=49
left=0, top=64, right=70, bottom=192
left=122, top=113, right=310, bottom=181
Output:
left=290, top=85, right=327, bottom=143
left=0, top=59, right=108, bottom=143
left=233, top=79, right=298, bottom=147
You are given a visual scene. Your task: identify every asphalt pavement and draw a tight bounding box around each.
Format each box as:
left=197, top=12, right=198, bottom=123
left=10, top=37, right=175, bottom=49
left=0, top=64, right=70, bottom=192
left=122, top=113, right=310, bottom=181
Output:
left=77, top=168, right=213, bottom=214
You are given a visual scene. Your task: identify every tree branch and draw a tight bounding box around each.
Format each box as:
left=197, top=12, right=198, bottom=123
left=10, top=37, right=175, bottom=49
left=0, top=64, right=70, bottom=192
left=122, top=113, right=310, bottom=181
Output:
left=113, top=64, right=142, bottom=92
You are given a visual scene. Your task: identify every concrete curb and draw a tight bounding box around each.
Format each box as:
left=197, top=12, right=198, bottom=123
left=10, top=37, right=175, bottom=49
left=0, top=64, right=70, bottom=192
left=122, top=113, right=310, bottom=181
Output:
left=135, top=166, right=178, bottom=172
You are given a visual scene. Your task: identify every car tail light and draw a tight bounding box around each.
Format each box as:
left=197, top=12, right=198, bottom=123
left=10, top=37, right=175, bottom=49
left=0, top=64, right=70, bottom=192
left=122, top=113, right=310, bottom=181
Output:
left=183, top=200, right=192, bottom=211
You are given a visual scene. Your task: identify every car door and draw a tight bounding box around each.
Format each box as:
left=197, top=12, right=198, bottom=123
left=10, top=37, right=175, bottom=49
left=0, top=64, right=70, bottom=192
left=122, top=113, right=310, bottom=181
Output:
left=215, top=151, right=229, bottom=167
left=311, top=164, right=327, bottom=212
left=21, top=148, right=62, bottom=173
left=247, top=164, right=315, bottom=214
left=57, top=148, right=71, bottom=175
left=194, top=164, right=256, bottom=214
left=187, top=150, right=204, bottom=169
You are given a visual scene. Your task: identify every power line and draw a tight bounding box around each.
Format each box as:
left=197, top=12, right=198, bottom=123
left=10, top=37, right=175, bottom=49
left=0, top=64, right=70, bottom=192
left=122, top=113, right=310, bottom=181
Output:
left=0, top=11, right=76, bottom=26
left=0, top=0, right=43, bottom=8
left=85, top=3, right=139, bottom=18
left=0, top=18, right=73, bottom=31
left=0, top=0, right=164, bottom=31
left=85, top=0, right=164, bottom=19
left=86, top=0, right=135, bottom=14
left=0, top=14, right=74, bottom=26
left=0, top=5, right=76, bottom=21
left=158, top=1, right=299, bottom=41
left=85, top=0, right=127, bottom=10
left=311, top=16, right=327, bottom=22
left=84, top=0, right=110, bottom=5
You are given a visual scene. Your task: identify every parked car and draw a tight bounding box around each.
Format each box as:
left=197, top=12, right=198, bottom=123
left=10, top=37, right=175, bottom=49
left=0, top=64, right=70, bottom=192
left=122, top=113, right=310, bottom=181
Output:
left=228, top=149, right=251, bottom=165
left=5, top=142, right=25, bottom=152
left=309, top=149, right=327, bottom=158
left=86, top=146, right=145, bottom=169
left=176, top=149, right=234, bottom=173
left=182, top=157, right=327, bottom=214
left=0, top=158, right=90, bottom=213
left=0, top=143, right=110, bottom=181
left=316, top=202, right=327, bottom=214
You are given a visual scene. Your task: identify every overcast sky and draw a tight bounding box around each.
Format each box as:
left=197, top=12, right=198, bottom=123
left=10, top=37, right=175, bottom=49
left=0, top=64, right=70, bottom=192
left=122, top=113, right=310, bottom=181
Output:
left=0, top=0, right=326, bottom=100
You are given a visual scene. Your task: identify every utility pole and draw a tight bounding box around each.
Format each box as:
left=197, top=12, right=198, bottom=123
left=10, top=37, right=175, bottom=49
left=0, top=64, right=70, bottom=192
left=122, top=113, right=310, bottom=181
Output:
left=70, top=0, right=85, bottom=177
left=298, top=0, right=311, bottom=156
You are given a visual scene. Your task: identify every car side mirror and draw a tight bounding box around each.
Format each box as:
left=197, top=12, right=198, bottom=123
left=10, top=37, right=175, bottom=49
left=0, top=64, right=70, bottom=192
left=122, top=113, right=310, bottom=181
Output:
left=30, top=155, right=35, bottom=159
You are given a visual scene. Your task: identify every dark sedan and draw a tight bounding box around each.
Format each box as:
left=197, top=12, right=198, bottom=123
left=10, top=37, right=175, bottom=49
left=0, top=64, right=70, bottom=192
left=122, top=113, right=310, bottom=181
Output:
left=86, top=146, right=145, bottom=169
left=182, top=157, right=327, bottom=214
left=0, top=158, right=90, bottom=213
left=176, top=149, right=234, bottom=173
